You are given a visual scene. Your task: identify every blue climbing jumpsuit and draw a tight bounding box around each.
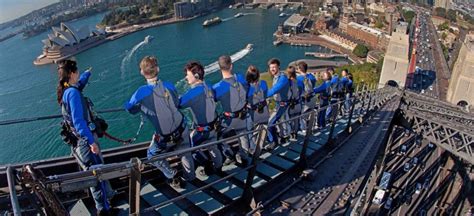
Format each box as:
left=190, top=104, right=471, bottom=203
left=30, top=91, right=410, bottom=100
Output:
left=326, top=74, right=340, bottom=120
left=267, top=73, right=291, bottom=145
left=246, top=80, right=270, bottom=152
left=288, top=78, right=303, bottom=135
left=212, top=74, right=252, bottom=157
left=61, top=71, right=114, bottom=212
left=314, top=80, right=331, bottom=128
left=179, top=82, right=223, bottom=170
left=340, top=76, right=352, bottom=112
left=125, top=80, right=195, bottom=181
left=297, top=73, right=316, bottom=131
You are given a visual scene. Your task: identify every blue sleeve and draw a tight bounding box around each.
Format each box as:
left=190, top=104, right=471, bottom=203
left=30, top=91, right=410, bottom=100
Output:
left=77, top=71, right=91, bottom=91
left=331, top=76, right=339, bottom=85
left=340, top=77, right=348, bottom=86
left=267, top=76, right=288, bottom=98
left=65, top=89, right=95, bottom=145
left=212, top=81, right=227, bottom=101
left=247, top=85, right=254, bottom=100
left=314, top=82, right=327, bottom=94
left=237, top=74, right=249, bottom=93
left=179, top=87, right=198, bottom=108
left=125, top=86, right=152, bottom=114
left=297, top=79, right=304, bottom=95
left=261, top=80, right=268, bottom=98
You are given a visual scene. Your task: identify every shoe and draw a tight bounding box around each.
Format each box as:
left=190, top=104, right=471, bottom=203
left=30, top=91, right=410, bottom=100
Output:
left=289, top=133, right=298, bottom=142
left=154, top=161, right=177, bottom=179
left=223, top=158, right=235, bottom=166
left=265, top=142, right=276, bottom=151
left=299, top=130, right=307, bottom=136
left=198, top=168, right=208, bottom=177
left=169, top=177, right=185, bottom=189
left=235, top=153, right=249, bottom=167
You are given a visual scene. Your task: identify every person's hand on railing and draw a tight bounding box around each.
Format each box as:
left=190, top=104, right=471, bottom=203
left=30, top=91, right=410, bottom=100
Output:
left=90, top=143, right=100, bottom=154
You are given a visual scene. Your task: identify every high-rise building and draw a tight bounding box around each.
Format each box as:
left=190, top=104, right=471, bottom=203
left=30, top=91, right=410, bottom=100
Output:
left=174, top=2, right=194, bottom=19
left=435, top=0, right=452, bottom=8
left=378, top=24, right=410, bottom=88
left=447, top=33, right=474, bottom=107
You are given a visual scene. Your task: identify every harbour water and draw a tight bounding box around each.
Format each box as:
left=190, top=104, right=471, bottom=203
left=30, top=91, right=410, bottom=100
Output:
left=0, top=8, right=334, bottom=164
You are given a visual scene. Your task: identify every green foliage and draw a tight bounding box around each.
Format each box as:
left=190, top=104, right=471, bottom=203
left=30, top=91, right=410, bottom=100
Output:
left=438, top=21, right=449, bottom=31
left=402, top=10, right=416, bottom=23
left=335, top=61, right=381, bottom=88
left=353, top=44, right=369, bottom=58
left=441, top=32, right=448, bottom=40
left=446, top=9, right=457, bottom=22
left=101, top=3, right=172, bottom=26
left=434, top=7, right=446, bottom=18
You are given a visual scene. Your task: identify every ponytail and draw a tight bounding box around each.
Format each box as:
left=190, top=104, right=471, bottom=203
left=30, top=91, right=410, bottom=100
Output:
left=56, top=60, right=78, bottom=104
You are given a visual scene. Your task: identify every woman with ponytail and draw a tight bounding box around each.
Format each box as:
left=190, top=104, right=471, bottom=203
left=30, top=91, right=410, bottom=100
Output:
left=57, top=60, right=116, bottom=215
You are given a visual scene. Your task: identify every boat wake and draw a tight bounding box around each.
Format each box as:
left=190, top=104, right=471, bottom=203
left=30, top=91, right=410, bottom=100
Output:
left=222, top=17, right=235, bottom=22
left=176, top=44, right=254, bottom=91
left=120, top=37, right=151, bottom=79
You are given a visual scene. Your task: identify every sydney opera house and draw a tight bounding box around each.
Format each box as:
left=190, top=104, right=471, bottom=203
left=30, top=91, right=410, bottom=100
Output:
left=34, top=23, right=107, bottom=65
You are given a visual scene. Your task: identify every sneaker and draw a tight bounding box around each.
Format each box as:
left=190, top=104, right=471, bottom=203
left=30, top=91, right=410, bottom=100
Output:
left=169, top=177, right=184, bottom=189
left=235, top=153, right=248, bottom=167
left=223, top=158, right=235, bottom=166
left=289, top=133, right=298, bottom=142
left=154, top=161, right=177, bottom=179
left=198, top=168, right=208, bottom=177
left=299, top=130, right=307, bottom=136
left=265, top=142, right=276, bottom=151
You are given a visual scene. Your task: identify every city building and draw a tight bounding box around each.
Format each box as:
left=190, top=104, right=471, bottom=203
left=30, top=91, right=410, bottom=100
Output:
left=435, top=0, right=452, bottom=9
left=283, top=14, right=308, bottom=33
left=339, top=14, right=351, bottom=32
left=314, top=16, right=336, bottom=31
left=447, top=33, right=474, bottom=108
left=34, top=23, right=106, bottom=65
left=346, top=21, right=383, bottom=48
left=378, top=24, right=410, bottom=88
left=174, top=1, right=195, bottom=19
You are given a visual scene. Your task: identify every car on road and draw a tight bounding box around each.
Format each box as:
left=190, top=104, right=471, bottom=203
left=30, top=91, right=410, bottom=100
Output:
left=421, top=89, right=425, bottom=94
left=373, top=189, right=386, bottom=205
left=415, top=183, right=422, bottom=194
left=428, top=142, right=434, bottom=148
left=404, top=162, right=411, bottom=172
left=400, top=145, right=407, bottom=155
left=429, top=85, right=433, bottom=91
left=412, top=157, right=419, bottom=166
left=384, top=197, right=393, bottom=210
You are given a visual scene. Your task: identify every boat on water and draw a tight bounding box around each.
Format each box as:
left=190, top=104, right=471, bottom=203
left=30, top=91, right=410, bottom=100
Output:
left=229, top=5, right=233, bottom=8
left=245, top=43, right=253, bottom=51
left=202, top=17, right=222, bottom=27
left=273, top=40, right=283, bottom=46
left=234, top=13, right=244, bottom=18
left=144, top=35, right=154, bottom=43
left=279, top=13, right=287, bottom=17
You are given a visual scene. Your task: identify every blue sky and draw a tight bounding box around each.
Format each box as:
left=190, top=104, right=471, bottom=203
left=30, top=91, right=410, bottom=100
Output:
left=0, top=0, right=59, bottom=24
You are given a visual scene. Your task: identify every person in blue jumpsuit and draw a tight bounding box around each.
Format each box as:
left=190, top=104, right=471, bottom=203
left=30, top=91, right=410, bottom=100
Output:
left=266, top=58, right=291, bottom=149
left=313, top=71, right=332, bottom=128
left=125, top=56, right=195, bottom=187
left=56, top=60, right=116, bottom=215
left=245, top=65, right=269, bottom=153
left=286, top=66, right=303, bottom=141
left=340, top=69, right=353, bottom=113
left=326, top=68, right=340, bottom=121
left=296, top=61, right=317, bottom=134
left=212, top=55, right=252, bottom=165
left=179, top=61, right=223, bottom=175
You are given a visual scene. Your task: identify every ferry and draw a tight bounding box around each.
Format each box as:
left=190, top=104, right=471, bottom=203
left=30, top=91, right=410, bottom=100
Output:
left=234, top=13, right=244, bottom=18
left=202, top=17, right=222, bottom=27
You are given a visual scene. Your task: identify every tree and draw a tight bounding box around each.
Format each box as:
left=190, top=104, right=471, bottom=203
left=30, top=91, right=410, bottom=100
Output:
left=446, top=9, right=457, bottom=22
left=403, top=10, right=416, bottom=23
left=353, top=44, right=369, bottom=58
left=438, top=21, right=449, bottom=31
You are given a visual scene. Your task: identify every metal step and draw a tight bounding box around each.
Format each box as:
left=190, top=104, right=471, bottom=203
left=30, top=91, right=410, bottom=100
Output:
left=68, top=199, right=91, bottom=216
left=140, top=181, right=187, bottom=215
left=172, top=179, right=224, bottom=214
left=196, top=173, right=243, bottom=201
